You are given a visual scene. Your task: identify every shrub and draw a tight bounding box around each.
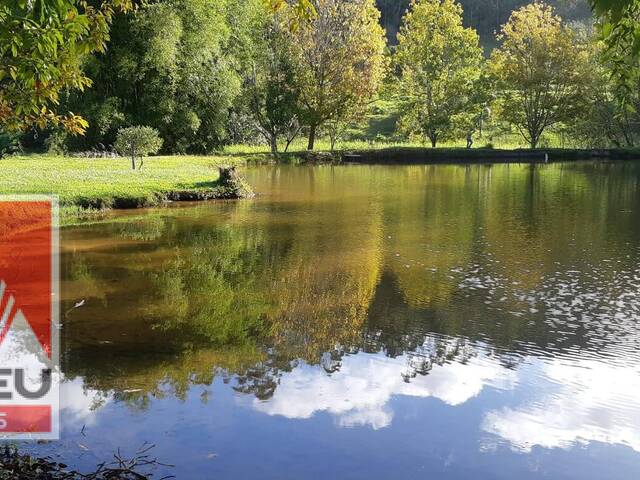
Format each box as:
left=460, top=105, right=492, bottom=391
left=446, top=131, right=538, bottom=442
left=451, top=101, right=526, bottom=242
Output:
left=45, top=130, right=68, bottom=155
left=113, top=126, right=163, bottom=170
left=0, top=132, right=21, bottom=158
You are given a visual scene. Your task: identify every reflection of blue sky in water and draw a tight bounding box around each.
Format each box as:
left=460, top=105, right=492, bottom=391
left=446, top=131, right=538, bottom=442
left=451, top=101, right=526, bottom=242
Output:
left=51, top=335, right=640, bottom=479
left=250, top=341, right=516, bottom=430
left=483, top=357, right=640, bottom=453
left=247, top=339, right=640, bottom=454
left=39, top=163, right=640, bottom=478
left=60, top=379, right=109, bottom=429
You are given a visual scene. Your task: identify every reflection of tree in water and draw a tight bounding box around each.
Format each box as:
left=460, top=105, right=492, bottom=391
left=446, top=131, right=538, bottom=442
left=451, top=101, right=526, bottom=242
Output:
left=114, top=216, right=168, bottom=242
left=401, top=335, right=475, bottom=383
left=59, top=163, right=640, bottom=407
left=232, top=356, right=295, bottom=401
left=64, top=345, right=266, bottom=409
left=383, top=166, right=478, bottom=310
left=148, top=228, right=271, bottom=346
left=61, top=192, right=384, bottom=405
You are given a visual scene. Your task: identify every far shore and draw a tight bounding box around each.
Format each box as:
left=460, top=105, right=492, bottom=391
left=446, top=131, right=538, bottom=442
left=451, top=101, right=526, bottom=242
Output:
left=333, top=147, right=640, bottom=164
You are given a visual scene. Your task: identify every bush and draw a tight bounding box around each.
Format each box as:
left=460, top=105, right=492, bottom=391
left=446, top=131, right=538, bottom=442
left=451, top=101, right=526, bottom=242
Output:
left=44, top=130, right=68, bottom=155
left=0, top=132, right=21, bottom=158
left=113, top=126, right=163, bottom=170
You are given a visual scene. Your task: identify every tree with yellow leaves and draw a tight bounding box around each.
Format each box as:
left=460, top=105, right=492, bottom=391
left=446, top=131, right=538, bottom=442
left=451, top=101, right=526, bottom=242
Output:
left=488, top=2, right=590, bottom=148
left=287, top=0, right=387, bottom=150
left=395, top=0, right=484, bottom=148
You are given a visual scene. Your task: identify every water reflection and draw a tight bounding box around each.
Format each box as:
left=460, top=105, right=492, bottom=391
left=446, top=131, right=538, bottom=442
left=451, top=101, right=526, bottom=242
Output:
left=45, top=163, right=640, bottom=478
left=483, top=357, right=640, bottom=453
left=251, top=337, right=516, bottom=430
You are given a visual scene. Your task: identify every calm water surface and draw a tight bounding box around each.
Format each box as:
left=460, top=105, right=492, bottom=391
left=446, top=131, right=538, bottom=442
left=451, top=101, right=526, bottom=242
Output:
left=33, top=162, right=640, bottom=479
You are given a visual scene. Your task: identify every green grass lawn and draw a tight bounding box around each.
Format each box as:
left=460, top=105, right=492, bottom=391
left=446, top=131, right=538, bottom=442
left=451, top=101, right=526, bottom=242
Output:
left=0, top=154, right=246, bottom=218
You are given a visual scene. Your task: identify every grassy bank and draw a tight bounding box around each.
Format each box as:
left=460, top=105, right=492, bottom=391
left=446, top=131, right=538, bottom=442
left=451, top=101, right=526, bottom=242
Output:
left=0, top=154, right=252, bottom=220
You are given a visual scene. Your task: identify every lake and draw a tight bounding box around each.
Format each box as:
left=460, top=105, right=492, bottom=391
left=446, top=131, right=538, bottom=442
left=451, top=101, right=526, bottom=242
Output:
left=33, top=162, right=640, bottom=479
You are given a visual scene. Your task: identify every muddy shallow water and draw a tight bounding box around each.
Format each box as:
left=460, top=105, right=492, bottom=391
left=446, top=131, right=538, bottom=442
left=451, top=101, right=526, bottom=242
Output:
left=32, top=162, right=640, bottom=479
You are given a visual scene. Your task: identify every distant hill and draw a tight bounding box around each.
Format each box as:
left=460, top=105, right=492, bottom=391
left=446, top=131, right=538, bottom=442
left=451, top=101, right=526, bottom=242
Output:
left=376, top=0, right=593, bottom=48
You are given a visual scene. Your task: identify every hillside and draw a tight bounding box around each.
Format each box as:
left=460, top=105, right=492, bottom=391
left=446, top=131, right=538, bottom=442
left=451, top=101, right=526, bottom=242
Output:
left=376, top=0, right=593, bottom=47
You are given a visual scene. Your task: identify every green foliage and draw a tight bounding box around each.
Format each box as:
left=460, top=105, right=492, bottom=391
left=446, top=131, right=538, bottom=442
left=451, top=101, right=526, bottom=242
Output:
left=114, top=126, right=163, bottom=169
left=67, top=0, right=241, bottom=153
left=44, top=129, right=68, bottom=156
left=488, top=2, right=591, bottom=148
left=0, top=131, right=20, bottom=158
left=567, top=31, right=640, bottom=147
left=0, top=0, right=132, bottom=133
left=3, top=0, right=629, bottom=152
left=591, top=1, right=640, bottom=91
left=237, top=1, right=302, bottom=153
left=396, top=0, right=484, bottom=147
left=265, top=0, right=316, bottom=25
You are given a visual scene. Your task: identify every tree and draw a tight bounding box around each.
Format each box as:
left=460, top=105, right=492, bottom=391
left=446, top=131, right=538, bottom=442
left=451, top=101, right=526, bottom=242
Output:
left=0, top=0, right=132, bottom=134
left=488, top=2, right=590, bottom=148
left=114, top=126, right=162, bottom=170
left=67, top=0, right=241, bottom=153
left=396, top=0, right=484, bottom=148
left=287, top=0, right=387, bottom=150
left=240, top=3, right=302, bottom=154
left=569, top=29, right=640, bottom=147
left=590, top=1, right=640, bottom=88
left=453, top=92, right=492, bottom=149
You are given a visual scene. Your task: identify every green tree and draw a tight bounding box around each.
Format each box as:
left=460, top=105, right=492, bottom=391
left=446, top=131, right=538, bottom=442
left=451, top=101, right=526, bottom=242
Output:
left=569, top=29, right=640, bottom=147
left=488, top=2, right=590, bottom=148
left=67, top=0, right=241, bottom=153
left=0, top=0, right=132, bottom=133
left=396, top=0, right=484, bottom=148
left=288, top=0, right=387, bottom=150
left=590, top=1, right=640, bottom=88
left=114, top=126, right=163, bottom=169
left=239, top=2, right=302, bottom=153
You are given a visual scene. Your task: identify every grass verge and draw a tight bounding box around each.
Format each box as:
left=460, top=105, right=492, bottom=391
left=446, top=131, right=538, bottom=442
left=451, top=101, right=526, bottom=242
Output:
left=0, top=154, right=251, bottom=221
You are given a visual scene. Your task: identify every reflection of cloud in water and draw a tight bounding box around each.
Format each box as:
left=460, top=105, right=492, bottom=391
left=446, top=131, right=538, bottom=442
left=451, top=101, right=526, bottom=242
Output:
left=483, top=358, right=640, bottom=453
left=252, top=346, right=515, bottom=430
left=0, top=310, right=52, bottom=379
left=60, top=378, right=112, bottom=428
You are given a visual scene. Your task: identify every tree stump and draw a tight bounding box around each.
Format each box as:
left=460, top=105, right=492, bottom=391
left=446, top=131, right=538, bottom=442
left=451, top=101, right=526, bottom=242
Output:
left=218, top=166, right=254, bottom=198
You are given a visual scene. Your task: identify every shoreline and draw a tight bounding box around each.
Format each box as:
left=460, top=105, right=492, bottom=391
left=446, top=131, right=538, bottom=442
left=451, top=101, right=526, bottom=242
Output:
left=331, top=147, right=640, bottom=164
left=0, top=156, right=253, bottom=222
left=5, top=148, right=640, bottom=222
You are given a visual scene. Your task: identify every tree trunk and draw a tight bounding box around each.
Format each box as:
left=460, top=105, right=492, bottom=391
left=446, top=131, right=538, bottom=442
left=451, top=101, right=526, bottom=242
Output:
left=529, top=129, right=540, bottom=149
left=307, top=124, right=317, bottom=151
left=430, top=136, right=437, bottom=148
left=130, top=147, right=136, bottom=170
left=270, top=135, right=278, bottom=154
